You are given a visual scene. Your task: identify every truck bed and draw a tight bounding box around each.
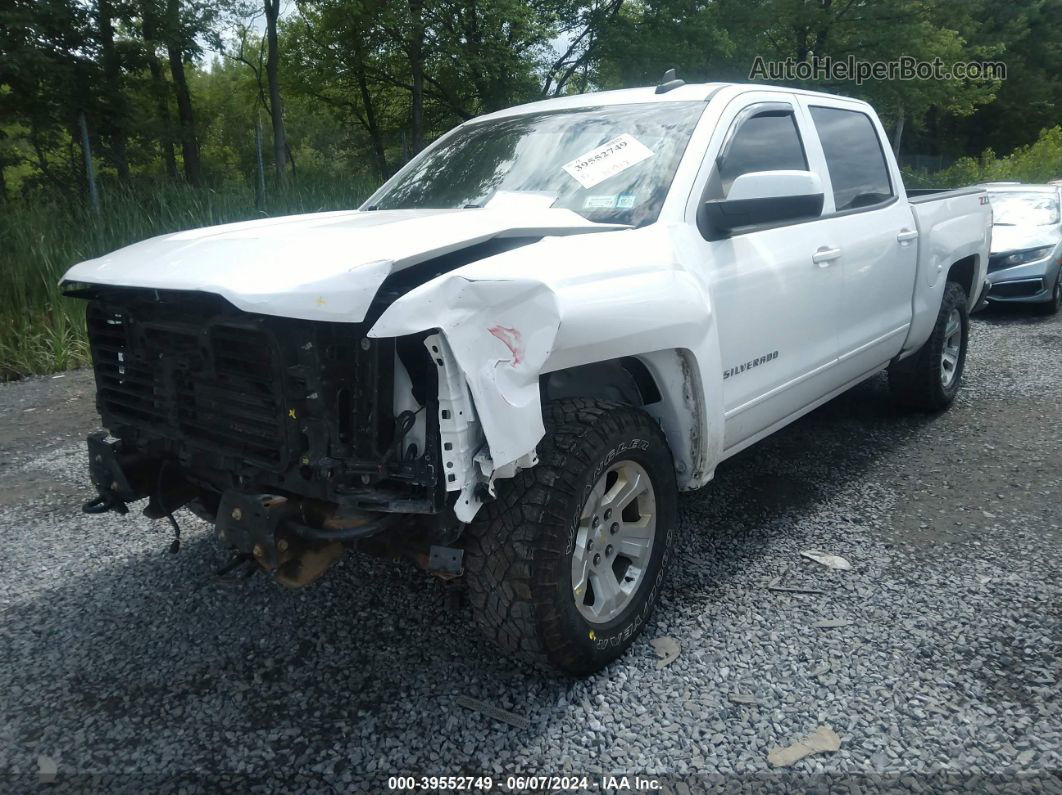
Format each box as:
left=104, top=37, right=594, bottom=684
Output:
left=902, top=187, right=991, bottom=354
left=907, top=187, right=985, bottom=203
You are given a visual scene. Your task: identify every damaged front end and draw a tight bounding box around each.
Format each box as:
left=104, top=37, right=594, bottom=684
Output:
left=74, top=285, right=460, bottom=584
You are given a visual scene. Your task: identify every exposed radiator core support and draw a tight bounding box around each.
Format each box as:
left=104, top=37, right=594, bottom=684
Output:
left=79, top=286, right=444, bottom=515
left=88, top=302, right=288, bottom=468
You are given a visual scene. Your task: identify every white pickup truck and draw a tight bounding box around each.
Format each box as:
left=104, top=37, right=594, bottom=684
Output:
left=63, top=79, right=990, bottom=674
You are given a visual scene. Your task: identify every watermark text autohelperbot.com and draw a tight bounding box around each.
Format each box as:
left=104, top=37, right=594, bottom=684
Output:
left=750, top=55, right=1006, bottom=84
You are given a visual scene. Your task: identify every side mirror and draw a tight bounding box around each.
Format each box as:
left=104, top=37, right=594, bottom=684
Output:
left=701, top=170, right=824, bottom=237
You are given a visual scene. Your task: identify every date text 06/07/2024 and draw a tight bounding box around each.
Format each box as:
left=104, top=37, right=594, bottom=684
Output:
left=386, top=774, right=664, bottom=791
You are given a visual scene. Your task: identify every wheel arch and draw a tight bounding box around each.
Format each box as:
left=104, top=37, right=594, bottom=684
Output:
left=947, top=254, right=978, bottom=299
left=901, top=252, right=983, bottom=359
left=540, top=357, right=662, bottom=408
left=540, top=349, right=709, bottom=491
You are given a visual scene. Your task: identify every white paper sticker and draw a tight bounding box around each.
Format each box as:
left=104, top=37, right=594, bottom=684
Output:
left=562, top=134, right=654, bottom=189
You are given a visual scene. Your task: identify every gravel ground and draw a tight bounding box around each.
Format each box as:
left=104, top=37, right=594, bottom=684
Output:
left=0, top=305, right=1059, bottom=792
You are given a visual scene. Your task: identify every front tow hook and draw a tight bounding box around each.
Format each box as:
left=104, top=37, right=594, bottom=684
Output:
left=82, top=492, right=129, bottom=515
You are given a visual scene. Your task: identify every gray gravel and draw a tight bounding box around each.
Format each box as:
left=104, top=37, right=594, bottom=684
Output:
left=1, top=305, right=1060, bottom=792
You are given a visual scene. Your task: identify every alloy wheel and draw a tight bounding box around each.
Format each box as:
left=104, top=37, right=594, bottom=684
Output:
left=571, top=460, right=657, bottom=624
left=941, top=307, right=962, bottom=388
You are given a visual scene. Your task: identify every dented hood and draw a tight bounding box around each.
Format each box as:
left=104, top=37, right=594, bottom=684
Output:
left=61, top=207, right=621, bottom=321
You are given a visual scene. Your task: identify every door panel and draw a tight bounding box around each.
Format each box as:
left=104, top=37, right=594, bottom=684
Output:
left=825, top=202, right=918, bottom=375
left=706, top=222, right=842, bottom=449
left=685, top=93, right=844, bottom=451
left=803, top=102, right=918, bottom=374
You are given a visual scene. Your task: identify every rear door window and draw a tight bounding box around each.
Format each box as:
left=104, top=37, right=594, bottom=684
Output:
left=809, top=106, right=893, bottom=211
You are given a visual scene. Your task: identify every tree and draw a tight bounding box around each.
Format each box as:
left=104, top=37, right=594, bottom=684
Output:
left=286, top=0, right=395, bottom=178
left=162, top=0, right=203, bottom=184
left=711, top=0, right=1002, bottom=156
left=542, top=0, right=626, bottom=96
left=263, top=0, right=288, bottom=184
left=429, top=0, right=556, bottom=111
left=592, top=0, right=733, bottom=88
left=0, top=0, right=1054, bottom=201
left=947, top=0, right=1062, bottom=156
left=0, top=0, right=99, bottom=195
left=138, top=0, right=180, bottom=179
left=96, top=0, right=131, bottom=179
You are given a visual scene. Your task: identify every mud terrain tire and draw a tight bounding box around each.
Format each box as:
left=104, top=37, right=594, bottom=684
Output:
left=465, top=399, right=678, bottom=675
left=889, top=281, right=969, bottom=411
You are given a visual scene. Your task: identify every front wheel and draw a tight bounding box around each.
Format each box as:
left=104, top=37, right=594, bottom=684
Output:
left=464, top=399, right=678, bottom=675
left=888, top=281, right=969, bottom=411
left=1035, top=267, right=1062, bottom=316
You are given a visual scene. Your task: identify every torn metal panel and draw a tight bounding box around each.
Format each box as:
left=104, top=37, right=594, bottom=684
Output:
left=373, top=277, right=562, bottom=471
left=426, top=333, right=488, bottom=522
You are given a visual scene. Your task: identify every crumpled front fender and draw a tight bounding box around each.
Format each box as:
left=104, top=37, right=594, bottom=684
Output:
left=368, top=275, right=560, bottom=470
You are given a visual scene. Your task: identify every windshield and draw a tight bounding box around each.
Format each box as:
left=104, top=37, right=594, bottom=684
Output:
left=369, top=102, right=706, bottom=226
left=988, top=191, right=1061, bottom=226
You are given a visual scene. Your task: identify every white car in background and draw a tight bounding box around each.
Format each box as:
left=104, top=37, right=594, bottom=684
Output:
left=982, top=184, right=1062, bottom=314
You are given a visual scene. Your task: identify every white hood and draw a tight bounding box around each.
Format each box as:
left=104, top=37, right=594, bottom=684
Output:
left=62, top=207, right=621, bottom=322
left=990, top=224, right=1060, bottom=255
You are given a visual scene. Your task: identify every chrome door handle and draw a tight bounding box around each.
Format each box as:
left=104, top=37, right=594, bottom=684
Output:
left=812, top=246, right=842, bottom=266
left=897, top=229, right=919, bottom=243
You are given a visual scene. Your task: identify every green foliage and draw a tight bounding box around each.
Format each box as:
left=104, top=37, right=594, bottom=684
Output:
left=948, top=0, right=1062, bottom=156
left=926, top=126, right=1062, bottom=187
left=594, top=0, right=735, bottom=87
left=707, top=0, right=1004, bottom=133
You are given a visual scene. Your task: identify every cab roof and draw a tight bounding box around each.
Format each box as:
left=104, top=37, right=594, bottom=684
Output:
left=471, top=82, right=869, bottom=124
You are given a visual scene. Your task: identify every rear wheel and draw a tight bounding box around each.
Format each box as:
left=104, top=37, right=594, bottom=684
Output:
left=888, top=281, right=969, bottom=411
left=464, top=399, right=677, bottom=675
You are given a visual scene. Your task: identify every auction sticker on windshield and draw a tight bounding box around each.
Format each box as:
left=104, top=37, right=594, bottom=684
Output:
left=562, top=134, right=654, bottom=189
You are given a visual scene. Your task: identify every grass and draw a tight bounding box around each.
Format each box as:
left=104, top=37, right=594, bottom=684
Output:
left=0, top=175, right=375, bottom=381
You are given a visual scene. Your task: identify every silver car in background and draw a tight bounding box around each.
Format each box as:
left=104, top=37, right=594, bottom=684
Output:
left=983, top=184, right=1062, bottom=314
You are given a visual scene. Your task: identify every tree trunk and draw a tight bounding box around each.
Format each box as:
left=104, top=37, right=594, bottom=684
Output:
left=98, top=0, right=130, bottom=180
left=285, top=142, right=297, bottom=181
left=892, top=106, right=905, bottom=159
left=255, top=114, right=266, bottom=209
left=408, top=0, right=425, bottom=155
left=30, top=126, right=65, bottom=193
left=264, top=0, right=287, bottom=188
left=165, top=0, right=202, bottom=186
left=352, top=39, right=388, bottom=179
left=78, top=111, right=101, bottom=213
left=150, top=56, right=179, bottom=179
left=141, top=0, right=179, bottom=179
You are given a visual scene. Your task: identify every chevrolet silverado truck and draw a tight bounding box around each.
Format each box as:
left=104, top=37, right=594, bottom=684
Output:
left=63, top=79, right=990, bottom=675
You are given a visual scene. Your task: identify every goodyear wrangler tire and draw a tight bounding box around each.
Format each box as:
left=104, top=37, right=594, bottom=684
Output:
left=464, top=399, right=678, bottom=675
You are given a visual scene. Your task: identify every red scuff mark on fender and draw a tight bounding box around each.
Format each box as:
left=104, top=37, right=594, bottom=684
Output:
left=488, top=325, right=524, bottom=365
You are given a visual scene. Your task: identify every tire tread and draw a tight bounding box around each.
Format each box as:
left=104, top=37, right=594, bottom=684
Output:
left=464, top=399, right=673, bottom=673
left=889, top=281, right=968, bottom=412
